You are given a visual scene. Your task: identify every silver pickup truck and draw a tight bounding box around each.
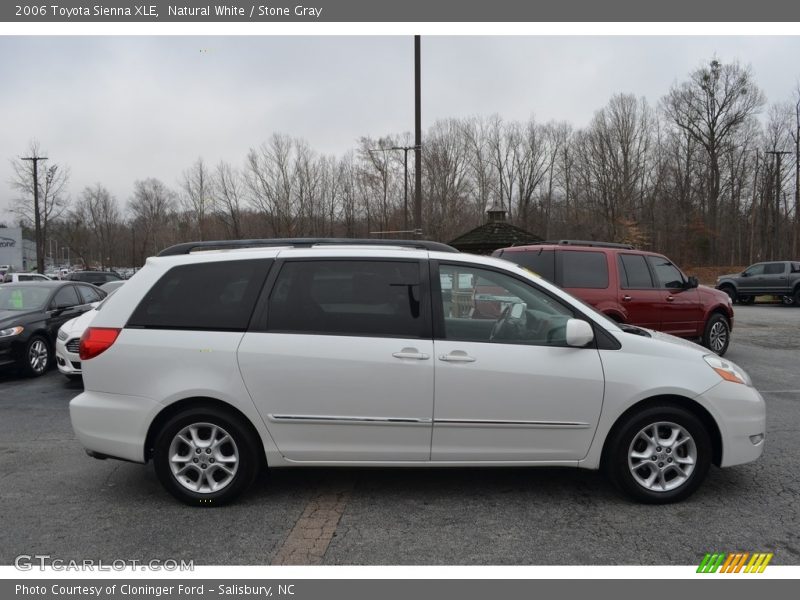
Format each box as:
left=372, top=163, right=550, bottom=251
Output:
left=716, top=261, right=800, bottom=305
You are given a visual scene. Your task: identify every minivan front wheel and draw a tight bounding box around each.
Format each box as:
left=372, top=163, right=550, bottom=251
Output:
left=702, top=313, right=730, bottom=356
left=153, top=407, right=260, bottom=506
left=606, top=405, right=711, bottom=504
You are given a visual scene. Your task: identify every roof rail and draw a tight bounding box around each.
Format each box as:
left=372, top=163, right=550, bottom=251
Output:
left=532, top=239, right=635, bottom=250
left=157, top=238, right=459, bottom=257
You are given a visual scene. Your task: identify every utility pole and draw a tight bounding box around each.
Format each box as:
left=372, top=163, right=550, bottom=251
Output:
left=414, top=35, right=422, bottom=236
left=766, top=150, right=791, bottom=260
left=21, top=154, right=47, bottom=274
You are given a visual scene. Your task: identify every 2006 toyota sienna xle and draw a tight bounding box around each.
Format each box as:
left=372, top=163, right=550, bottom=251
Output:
left=69, top=239, right=765, bottom=506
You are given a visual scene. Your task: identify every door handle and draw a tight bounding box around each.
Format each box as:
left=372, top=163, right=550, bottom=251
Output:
left=622, top=295, right=632, bottom=302
left=439, top=352, right=476, bottom=363
left=666, top=296, right=675, bottom=302
left=392, top=348, right=430, bottom=360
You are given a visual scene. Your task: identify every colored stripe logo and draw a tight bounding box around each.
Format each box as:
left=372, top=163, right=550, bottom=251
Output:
left=697, top=552, right=773, bottom=573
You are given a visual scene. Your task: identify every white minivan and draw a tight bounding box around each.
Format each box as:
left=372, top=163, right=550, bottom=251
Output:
left=69, top=239, right=765, bottom=506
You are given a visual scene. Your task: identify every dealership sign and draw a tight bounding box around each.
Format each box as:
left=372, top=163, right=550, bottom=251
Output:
left=0, top=236, right=16, bottom=248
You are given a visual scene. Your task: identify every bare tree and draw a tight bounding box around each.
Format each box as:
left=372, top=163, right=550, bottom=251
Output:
left=128, top=178, right=176, bottom=260
left=663, top=58, right=765, bottom=261
left=213, top=161, right=245, bottom=239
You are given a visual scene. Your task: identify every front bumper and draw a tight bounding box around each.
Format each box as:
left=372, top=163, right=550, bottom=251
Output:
left=55, top=338, right=81, bottom=375
left=69, top=390, right=162, bottom=463
left=699, top=381, right=766, bottom=467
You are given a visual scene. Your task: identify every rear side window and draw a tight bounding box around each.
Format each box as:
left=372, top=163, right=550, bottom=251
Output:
left=560, top=251, right=608, bottom=289
left=267, top=260, right=426, bottom=338
left=764, top=263, right=786, bottom=275
left=619, top=254, right=654, bottom=288
left=128, top=260, right=272, bottom=331
left=499, top=250, right=555, bottom=282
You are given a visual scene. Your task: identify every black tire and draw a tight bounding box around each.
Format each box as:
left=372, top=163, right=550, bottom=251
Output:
left=153, top=405, right=261, bottom=507
left=738, top=295, right=755, bottom=305
left=604, top=404, right=712, bottom=504
left=719, top=285, right=736, bottom=303
left=20, top=335, right=51, bottom=377
left=702, top=313, right=730, bottom=356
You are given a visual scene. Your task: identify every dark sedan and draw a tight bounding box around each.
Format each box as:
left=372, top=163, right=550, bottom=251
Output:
left=0, top=281, right=106, bottom=377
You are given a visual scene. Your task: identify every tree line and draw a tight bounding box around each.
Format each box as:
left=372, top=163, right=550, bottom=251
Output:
left=6, top=58, right=800, bottom=270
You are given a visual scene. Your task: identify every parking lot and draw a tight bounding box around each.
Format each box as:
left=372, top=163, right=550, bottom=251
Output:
left=1, top=304, right=798, bottom=566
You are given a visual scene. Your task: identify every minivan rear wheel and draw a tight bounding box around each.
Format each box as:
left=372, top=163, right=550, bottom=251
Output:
left=153, top=406, right=260, bottom=506
left=605, top=405, right=711, bottom=504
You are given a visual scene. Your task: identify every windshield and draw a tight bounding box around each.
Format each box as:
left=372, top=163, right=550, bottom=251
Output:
left=0, top=286, right=51, bottom=311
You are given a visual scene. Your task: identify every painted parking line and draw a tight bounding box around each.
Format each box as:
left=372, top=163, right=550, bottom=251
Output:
left=271, top=479, right=353, bottom=565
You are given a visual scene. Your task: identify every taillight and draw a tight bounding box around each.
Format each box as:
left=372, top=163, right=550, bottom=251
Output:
left=79, top=327, right=121, bottom=360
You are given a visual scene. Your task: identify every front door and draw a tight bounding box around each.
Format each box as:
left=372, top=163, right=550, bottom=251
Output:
left=238, top=258, right=434, bottom=462
left=431, top=263, right=605, bottom=462
left=646, top=255, right=703, bottom=337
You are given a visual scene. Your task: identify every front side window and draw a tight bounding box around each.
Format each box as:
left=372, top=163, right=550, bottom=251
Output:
left=743, top=264, right=765, bottom=277
left=267, top=260, right=426, bottom=338
left=560, top=251, right=609, bottom=289
left=438, top=264, right=573, bottom=346
left=52, top=286, right=80, bottom=308
left=128, top=260, right=271, bottom=331
left=647, top=256, right=685, bottom=289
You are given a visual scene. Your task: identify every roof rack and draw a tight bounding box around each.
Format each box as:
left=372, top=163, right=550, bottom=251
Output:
left=157, top=238, right=459, bottom=257
left=532, top=239, right=635, bottom=250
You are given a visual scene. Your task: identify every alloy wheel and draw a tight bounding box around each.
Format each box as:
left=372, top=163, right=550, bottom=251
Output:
left=168, top=422, right=239, bottom=494
left=628, top=421, right=697, bottom=492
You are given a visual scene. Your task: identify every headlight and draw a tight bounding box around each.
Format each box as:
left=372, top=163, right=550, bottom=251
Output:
left=704, top=355, right=751, bottom=386
left=57, top=329, right=68, bottom=341
left=0, top=326, right=24, bottom=338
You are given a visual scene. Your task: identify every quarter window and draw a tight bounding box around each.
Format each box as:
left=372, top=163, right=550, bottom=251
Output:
left=127, top=260, right=272, bottom=331
left=77, top=285, right=104, bottom=304
left=267, top=260, right=426, bottom=338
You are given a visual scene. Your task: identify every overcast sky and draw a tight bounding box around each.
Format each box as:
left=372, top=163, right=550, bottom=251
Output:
left=2, top=35, right=800, bottom=224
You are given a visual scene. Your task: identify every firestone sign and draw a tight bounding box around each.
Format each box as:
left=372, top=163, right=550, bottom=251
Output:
left=0, top=236, right=17, bottom=248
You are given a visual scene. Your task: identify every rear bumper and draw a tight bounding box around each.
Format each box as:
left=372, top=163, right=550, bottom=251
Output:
left=69, top=390, right=161, bottom=463
left=699, top=381, right=765, bottom=467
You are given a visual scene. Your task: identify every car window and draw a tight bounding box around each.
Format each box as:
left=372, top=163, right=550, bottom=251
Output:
left=646, top=256, right=685, bottom=289
left=619, top=254, right=654, bottom=288
left=744, top=264, right=765, bottom=276
left=0, top=286, right=51, bottom=310
left=77, top=285, right=104, bottom=304
left=498, top=249, right=555, bottom=282
left=560, top=251, right=608, bottom=289
left=764, top=263, right=786, bottom=275
left=128, top=260, right=272, bottom=331
left=268, top=260, right=426, bottom=338
left=52, top=286, right=81, bottom=308
left=438, top=263, right=574, bottom=346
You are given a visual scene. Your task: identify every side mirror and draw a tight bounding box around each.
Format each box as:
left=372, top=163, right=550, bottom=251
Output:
left=685, top=276, right=699, bottom=289
left=741, top=271, right=749, bottom=277
left=566, top=319, right=595, bottom=347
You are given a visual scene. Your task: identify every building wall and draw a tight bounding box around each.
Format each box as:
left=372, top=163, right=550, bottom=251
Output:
left=0, top=228, right=37, bottom=272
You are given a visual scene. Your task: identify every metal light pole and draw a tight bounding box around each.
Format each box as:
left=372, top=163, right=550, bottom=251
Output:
left=414, top=35, right=422, bottom=235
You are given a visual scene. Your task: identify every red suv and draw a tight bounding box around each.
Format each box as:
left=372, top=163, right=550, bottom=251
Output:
left=493, top=241, right=734, bottom=355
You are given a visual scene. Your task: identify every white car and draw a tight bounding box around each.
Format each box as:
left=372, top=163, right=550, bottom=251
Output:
left=69, top=239, right=765, bottom=506
left=2, top=273, right=51, bottom=283
left=56, top=282, right=124, bottom=379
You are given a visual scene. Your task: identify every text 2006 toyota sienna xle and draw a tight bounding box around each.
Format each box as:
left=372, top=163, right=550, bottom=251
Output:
left=69, top=239, right=765, bottom=506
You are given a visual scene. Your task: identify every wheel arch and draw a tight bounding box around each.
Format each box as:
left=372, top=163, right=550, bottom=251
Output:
left=144, top=396, right=267, bottom=467
left=599, top=394, right=722, bottom=469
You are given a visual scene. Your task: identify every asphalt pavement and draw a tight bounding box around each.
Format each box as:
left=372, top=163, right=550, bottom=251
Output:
left=1, top=304, right=798, bottom=565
